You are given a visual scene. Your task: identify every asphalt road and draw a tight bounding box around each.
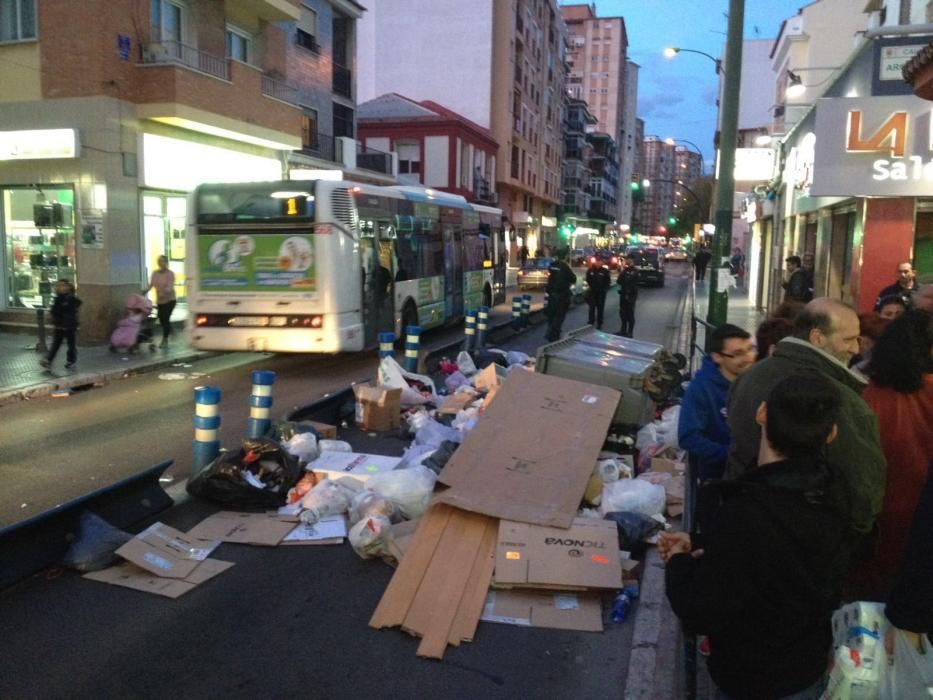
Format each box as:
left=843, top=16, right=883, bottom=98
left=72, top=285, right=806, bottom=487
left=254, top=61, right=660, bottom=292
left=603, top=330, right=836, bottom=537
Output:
left=0, top=263, right=690, bottom=699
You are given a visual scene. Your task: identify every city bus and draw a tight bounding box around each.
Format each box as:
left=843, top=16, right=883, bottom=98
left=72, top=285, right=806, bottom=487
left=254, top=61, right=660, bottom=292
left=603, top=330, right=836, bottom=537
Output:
left=185, top=180, right=507, bottom=352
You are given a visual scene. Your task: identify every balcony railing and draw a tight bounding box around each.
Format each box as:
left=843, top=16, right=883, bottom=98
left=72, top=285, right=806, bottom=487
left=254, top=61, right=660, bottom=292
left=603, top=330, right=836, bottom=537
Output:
left=142, top=39, right=229, bottom=80
left=473, top=175, right=498, bottom=204
left=261, top=74, right=300, bottom=105
left=356, top=141, right=392, bottom=174
left=301, top=131, right=337, bottom=163
left=333, top=63, right=352, bottom=98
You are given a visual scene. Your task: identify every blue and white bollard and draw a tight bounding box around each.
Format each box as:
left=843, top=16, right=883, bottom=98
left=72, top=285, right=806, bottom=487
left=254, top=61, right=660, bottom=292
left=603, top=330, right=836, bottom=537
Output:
left=464, top=309, right=476, bottom=351
left=511, top=296, right=522, bottom=330
left=476, top=306, right=489, bottom=348
left=378, top=331, right=395, bottom=359
left=404, top=325, right=421, bottom=372
left=521, top=294, right=532, bottom=329
left=246, top=370, right=276, bottom=439
left=193, top=386, right=222, bottom=472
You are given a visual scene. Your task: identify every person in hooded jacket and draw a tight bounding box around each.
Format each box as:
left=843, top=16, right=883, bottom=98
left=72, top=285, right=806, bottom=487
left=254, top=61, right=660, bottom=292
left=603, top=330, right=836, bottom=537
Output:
left=726, top=298, right=886, bottom=541
left=585, top=258, right=611, bottom=330
left=662, top=371, right=851, bottom=700
left=679, top=324, right=755, bottom=482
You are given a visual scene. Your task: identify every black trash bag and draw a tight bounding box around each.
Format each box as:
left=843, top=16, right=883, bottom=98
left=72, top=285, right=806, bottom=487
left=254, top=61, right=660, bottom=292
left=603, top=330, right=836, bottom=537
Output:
left=422, top=440, right=460, bottom=475
left=604, top=511, right=664, bottom=559
left=187, top=437, right=302, bottom=510
left=61, top=511, right=133, bottom=572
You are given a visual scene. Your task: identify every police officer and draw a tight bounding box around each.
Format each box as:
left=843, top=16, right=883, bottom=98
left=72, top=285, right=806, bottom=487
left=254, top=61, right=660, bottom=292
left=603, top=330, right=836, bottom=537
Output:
left=585, top=256, right=611, bottom=330
left=617, top=254, right=639, bottom=337
left=544, top=250, right=577, bottom=342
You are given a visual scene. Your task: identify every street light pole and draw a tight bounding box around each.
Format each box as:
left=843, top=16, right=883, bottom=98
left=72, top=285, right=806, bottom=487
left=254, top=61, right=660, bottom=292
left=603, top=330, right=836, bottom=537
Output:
left=708, top=0, right=744, bottom=327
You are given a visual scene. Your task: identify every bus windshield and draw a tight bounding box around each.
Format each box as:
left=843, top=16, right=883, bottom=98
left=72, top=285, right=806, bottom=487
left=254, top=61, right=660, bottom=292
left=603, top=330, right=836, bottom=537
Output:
left=195, top=183, right=315, bottom=224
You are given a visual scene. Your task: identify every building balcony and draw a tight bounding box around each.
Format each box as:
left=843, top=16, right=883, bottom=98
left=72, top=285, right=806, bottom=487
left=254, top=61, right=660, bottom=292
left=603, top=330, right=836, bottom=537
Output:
left=355, top=141, right=393, bottom=175
left=333, top=63, right=352, bottom=98
left=300, top=131, right=338, bottom=163
left=565, top=119, right=585, bottom=134
left=137, top=47, right=302, bottom=150
left=237, top=0, right=301, bottom=22
left=473, top=175, right=498, bottom=204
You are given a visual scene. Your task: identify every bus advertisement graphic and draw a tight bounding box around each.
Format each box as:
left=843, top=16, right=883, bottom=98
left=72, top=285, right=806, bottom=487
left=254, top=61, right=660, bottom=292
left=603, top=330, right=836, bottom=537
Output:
left=198, top=234, right=316, bottom=292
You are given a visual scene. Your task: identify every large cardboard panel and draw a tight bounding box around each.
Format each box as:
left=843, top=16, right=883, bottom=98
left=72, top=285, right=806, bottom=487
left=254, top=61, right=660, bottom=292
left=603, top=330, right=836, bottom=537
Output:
left=186, top=511, right=296, bottom=546
left=481, top=590, right=603, bottom=632
left=83, top=559, right=234, bottom=599
left=115, top=523, right=220, bottom=579
left=436, top=371, right=620, bottom=528
left=448, top=518, right=499, bottom=645
left=495, top=518, right=622, bottom=590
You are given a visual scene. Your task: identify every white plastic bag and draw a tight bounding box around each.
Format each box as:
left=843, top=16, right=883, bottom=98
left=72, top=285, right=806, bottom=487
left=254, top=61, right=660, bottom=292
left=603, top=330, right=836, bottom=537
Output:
left=397, top=442, right=437, bottom=470
left=506, top=350, right=531, bottom=366
left=600, top=478, right=666, bottom=517
left=300, top=479, right=353, bottom=524
left=451, top=407, right=480, bottom=432
left=348, top=515, right=392, bottom=559
left=655, top=405, right=681, bottom=449
left=348, top=490, right=399, bottom=526
left=635, top=423, right=659, bottom=451
left=456, top=351, right=478, bottom=376
left=880, top=629, right=933, bottom=700
left=284, top=432, right=319, bottom=464
left=596, top=458, right=622, bottom=483
left=366, top=465, right=438, bottom=519
left=445, top=371, right=469, bottom=393
left=414, top=419, right=463, bottom=448
left=318, top=439, right=352, bottom=453
left=378, top=356, right=438, bottom=406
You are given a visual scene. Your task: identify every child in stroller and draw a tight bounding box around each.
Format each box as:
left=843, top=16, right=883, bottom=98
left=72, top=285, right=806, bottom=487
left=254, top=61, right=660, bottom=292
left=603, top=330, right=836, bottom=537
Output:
left=109, top=293, right=155, bottom=352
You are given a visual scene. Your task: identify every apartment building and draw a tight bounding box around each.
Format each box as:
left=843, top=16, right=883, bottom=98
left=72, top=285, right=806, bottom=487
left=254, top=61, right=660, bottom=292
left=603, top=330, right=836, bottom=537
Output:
left=357, top=0, right=568, bottom=258
left=638, top=136, right=676, bottom=236
left=0, top=0, right=381, bottom=340
left=560, top=3, right=636, bottom=227
left=357, top=93, right=498, bottom=205
left=672, top=146, right=703, bottom=218
left=561, top=98, right=596, bottom=226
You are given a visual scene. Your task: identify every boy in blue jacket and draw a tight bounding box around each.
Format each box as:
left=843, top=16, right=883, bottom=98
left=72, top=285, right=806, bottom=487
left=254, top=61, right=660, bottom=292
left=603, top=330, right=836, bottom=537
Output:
left=678, top=324, right=754, bottom=481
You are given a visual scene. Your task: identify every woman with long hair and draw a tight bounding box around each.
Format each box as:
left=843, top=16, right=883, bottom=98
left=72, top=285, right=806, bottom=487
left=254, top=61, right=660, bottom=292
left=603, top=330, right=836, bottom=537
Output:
left=858, top=310, right=933, bottom=599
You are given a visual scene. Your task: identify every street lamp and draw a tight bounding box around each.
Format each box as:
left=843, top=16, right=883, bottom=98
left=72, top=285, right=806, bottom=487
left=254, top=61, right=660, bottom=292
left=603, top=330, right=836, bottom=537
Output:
left=663, top=46, right=723, bottom=75
left=665, top=137, right=706, bottom=175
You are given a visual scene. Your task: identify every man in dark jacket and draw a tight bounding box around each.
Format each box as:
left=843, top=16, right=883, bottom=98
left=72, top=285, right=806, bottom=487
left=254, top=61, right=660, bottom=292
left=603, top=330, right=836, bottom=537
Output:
left=617, top=254, right=639, bottom=337
left=662, top=372, right=850, bottom=700
left=782, top=255, right=811, bottom=302
left=726, top=298, right=886, bottom=538
left=693, top=247, right=712, bottom=281
left=874, top=261, right=918, bottom=311
left=678, top=324, right=754, bottom=482
left=584, top=258, right=611, bottom=330
left=544, top=251, right=576, bottom=342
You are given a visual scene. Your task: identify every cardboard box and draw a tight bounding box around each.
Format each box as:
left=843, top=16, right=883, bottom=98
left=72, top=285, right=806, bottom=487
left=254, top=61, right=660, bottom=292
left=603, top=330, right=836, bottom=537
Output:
left=651, top=457, right=686, bottom=475
left=473, top=363, right=507, bottom=392
left=186, top=511, right=297, bottom=546
left=481, top=589, right=603, bottom=632
left=436, top=371, right=621, bottom=528
left=353, top=383, right=402, bottom=432
left=301, top=420, right=338, bottom=440
left=280, top=515, right=347, bottom=544
left=115, top=522, right=220, bottom=579
left=83, top=559, right=234, bottom=599
left=664, top=475, right=685, bottom=518
left=494, top=517, right=622, bottom=590
left=306, top=451, right=402, bottom=482
left=437, top=390, right=478, bottom=415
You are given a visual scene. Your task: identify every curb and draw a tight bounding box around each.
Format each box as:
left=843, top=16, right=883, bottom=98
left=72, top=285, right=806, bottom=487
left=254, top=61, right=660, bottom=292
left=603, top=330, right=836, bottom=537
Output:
left=0, top=350, right=216, bottom=407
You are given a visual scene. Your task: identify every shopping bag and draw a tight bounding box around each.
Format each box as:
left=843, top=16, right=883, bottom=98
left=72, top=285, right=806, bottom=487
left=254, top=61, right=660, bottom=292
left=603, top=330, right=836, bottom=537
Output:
left=879, top=629, right=933, bottom=699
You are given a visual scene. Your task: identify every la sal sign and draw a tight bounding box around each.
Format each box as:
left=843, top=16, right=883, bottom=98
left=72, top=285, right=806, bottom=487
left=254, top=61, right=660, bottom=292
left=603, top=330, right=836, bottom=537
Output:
left=846, top=109, right=932, bottom=181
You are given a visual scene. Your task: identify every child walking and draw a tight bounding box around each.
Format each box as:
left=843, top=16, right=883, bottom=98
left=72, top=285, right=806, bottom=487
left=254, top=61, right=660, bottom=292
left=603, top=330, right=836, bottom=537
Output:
left=41, top=279, right=82, bottom=370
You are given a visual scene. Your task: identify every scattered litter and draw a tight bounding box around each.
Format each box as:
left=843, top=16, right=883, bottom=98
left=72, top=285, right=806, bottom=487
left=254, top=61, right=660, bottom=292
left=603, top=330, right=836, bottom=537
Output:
left=158, top=373, right=189, bottom=380
left=51, top=389, right=71, bottom=398
left=159, top=476, right=175, bottom=484
left=20, top=503, right=27, bottom=508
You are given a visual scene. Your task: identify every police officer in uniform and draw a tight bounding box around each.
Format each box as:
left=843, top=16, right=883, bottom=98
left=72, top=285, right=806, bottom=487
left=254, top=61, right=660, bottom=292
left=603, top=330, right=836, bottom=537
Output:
left=544, top=250, right=577, bottom=342
left=617, top=254, right=639, bottom=337
left=585, top=257, right=612, bottom=330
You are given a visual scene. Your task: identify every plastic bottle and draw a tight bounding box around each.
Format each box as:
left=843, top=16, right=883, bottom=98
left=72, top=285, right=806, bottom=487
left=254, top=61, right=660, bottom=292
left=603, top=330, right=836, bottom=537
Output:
left=610, top=592, right=632, bottom=623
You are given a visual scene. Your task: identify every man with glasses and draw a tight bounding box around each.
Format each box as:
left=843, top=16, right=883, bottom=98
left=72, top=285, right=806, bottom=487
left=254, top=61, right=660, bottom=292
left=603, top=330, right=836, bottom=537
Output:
left=679, top=324, right=755, bottom=531
left=875, top=262, right=918, bottom=311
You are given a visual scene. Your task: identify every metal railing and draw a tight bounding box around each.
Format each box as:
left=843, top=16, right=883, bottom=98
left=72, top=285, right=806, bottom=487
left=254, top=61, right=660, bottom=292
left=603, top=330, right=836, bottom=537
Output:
left=261, top=74, right=299, bottom=104
left=142, top=40, right=228, bottom=80
left=301, top=131, right=337, bottom=163
left=356, top=141, right=392, bottom=174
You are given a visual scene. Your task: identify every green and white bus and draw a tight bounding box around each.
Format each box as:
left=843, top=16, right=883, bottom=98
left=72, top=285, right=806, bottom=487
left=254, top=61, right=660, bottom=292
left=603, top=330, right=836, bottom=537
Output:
left=186, top=180, right=507, bottom=353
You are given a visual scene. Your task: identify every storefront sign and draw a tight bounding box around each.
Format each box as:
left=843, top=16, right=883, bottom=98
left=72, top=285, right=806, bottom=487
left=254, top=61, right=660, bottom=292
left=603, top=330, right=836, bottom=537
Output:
left=879, top=44, right=923, bottom=81
left=811, top=95, right=933, bottom=196
left=80, top=214, right=104, bottom=249
left=0, top=129, right=78, bottom=160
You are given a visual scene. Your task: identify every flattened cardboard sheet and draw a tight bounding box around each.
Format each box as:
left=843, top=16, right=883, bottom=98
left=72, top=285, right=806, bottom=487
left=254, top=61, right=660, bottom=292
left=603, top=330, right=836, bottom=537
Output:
left=436, top=371, right=620, bottom=528
left=495, top=517, right=621, bottom=590
left=83, top=559, right=233, bottom=599
left=481, top=590, right=603, bottom=632
left=115, top=522, right=219, bottom=579
left=186, top=511, right=296, bottom=546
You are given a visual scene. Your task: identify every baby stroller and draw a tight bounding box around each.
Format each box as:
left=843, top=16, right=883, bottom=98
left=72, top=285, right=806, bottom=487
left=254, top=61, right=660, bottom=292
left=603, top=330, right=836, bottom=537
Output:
left=109, top=293, right=156, bottom=353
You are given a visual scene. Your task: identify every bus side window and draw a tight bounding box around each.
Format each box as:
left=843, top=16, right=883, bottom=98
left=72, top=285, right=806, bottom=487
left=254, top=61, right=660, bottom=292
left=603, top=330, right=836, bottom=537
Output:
left=395, top=235, right=415, bottom=282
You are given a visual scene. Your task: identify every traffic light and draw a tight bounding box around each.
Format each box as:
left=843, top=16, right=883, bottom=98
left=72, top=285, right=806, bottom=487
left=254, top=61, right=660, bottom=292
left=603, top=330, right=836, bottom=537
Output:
left=668, top=216, right=677, bottom=225
left=559, top=223, right=574, bottom=238
left=630, top=181, right=640, bottom=191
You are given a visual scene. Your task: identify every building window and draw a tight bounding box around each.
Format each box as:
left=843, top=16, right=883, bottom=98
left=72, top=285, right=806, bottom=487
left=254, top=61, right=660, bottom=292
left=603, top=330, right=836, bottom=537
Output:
left=226, top=25, right=251, bottom=63
left=297, top=5, right=319, bottom=53
left=301, top=108, right=319, bottom=150
left=511, top=145, right=520, bottom=179
left=0, top=0, right=35, bottom=41
left=396, top=140, right=421, bottom=176
left=333, top=103, right=354, bottom=139
left=151, top=0, right=184, bottom=43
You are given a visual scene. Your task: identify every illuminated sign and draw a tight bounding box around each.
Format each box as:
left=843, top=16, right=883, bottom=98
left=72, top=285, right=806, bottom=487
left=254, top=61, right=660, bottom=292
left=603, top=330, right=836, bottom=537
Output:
left=846, top=110, right=908, bottom=157
left=0, top=129, right=78, bottom=160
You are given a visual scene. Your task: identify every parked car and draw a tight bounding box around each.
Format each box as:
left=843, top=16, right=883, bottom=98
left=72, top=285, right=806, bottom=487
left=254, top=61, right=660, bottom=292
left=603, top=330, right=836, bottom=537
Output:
left=571, top=249, right=586, bottom=266
left=517, top=257, right=553, bottom=290
left=665, top=247, right=688, bottom=262
left=589, top=248, right=619, bottom=270
left=625, top=246, right=665, bottom=287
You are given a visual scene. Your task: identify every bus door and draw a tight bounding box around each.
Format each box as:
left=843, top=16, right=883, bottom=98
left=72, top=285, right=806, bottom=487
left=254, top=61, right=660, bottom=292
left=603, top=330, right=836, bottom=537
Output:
left=443, top=225, right=463, bottom=318
left=359, top=232, right=380, bottom=348
left=493, top=226, right=507, bottom=304
left=376, top=221, right=396, bottom=334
